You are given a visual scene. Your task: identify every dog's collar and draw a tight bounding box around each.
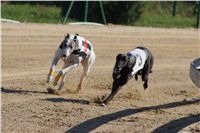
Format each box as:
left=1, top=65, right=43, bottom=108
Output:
left=72, top=49, right=87, bottom=58
left=72, top=49, right=80, bottom=54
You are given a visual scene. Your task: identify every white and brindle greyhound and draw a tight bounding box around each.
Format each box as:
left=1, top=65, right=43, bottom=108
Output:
left=47, top=33, right=95, bottom=94
left=102, top=47, right=154, bottom=106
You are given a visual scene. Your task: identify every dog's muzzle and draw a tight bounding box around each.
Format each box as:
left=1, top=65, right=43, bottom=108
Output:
left=62, top=54, right=67, bottom=60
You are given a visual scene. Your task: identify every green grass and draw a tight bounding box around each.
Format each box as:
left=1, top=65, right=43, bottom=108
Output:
left=1, top=3, right=62, bottom=23
left=1, top=2, right=197, bottom=28
left=133, top=1, right=197, bottom=28
left=134, top=15, right=196, bottom=28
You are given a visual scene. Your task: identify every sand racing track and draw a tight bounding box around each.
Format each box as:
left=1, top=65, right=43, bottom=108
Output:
left=2, top=23, right=200, bottom=133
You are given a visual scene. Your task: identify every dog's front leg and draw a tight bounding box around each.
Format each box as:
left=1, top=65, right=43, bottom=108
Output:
left=47, top=48, right=62, bottom=83
left=55, top=73, right=67, bottom=95
left=53, top=61, right=70, bottom=95
left=102, top=79, right=122, bottom=105
left=53, top=63, right=78, bottom=86
left=47, top=57, right=59, bottom=83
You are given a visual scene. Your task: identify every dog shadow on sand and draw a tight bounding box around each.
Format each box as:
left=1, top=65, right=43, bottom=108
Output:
left=66, top=98, right=200, bottom=133
left=1, top=87, right=48, bottom=95
left=2, top=87, right=199, bottom=132
left=1, top=87, right=90, bottom=105
left=43, top=98, right=90, bottom=105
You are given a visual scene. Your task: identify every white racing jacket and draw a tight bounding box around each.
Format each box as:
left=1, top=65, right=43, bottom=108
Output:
left=127, top=48, right=147, bottom=76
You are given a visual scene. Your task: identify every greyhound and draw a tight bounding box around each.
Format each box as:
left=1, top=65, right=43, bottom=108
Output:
left=47, top=33, right=95, bottom=94
left=102, top=47, right=154, bottom=106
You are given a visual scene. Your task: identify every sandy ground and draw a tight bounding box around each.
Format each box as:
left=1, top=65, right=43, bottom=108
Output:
left=1, top=22, right=200, bottom=133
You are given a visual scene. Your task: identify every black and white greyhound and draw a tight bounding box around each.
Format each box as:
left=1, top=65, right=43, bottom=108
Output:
left=102, top=47, right=154, bottom=106
left=47, top=33, right=95, bottom=94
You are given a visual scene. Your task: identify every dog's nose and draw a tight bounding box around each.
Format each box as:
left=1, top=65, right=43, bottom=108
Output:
left=62, top=54, right=67, bottom=60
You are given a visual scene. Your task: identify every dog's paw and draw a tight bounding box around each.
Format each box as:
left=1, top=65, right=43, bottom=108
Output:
left=74, top=90, right=80, bottom=94
left=75, top=86, right=81, bottom=93
left=143, top=83, right=148, bottom=90
left=47, top=88, right=56, bottom=94
left=55, top=91, right=62, bottom=95
left=70, top=89, right=81, bottom=94
left=135, top=75, right=138, bottom=81
left=99, top=103, right=106, bottom=107
left=47, top=75, right=53, bottom=83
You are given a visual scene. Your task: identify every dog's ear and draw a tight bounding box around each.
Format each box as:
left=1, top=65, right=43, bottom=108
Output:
left=65, top=33, right=70, bottom=39
left=73, top=35, right=79, bottom=45
left=116, top=54, right=123, bottom=60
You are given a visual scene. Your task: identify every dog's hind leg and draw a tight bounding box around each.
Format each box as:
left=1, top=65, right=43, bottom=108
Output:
left=142, top=64, right=150, bottom=90
left=143, top=80, right=148, bottom=89
left=142, top=53, right=154, bottom=90
left=76, top=52, right=95, bottom=93
left=76, top=61, right=88, bottom=93
left=135, top=73, right=138, bottom=81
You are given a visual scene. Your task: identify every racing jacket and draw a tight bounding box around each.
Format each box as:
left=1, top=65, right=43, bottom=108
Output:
left=72, top=36, right=93, bottom=58
left=127, top=48, right=147, bottom=76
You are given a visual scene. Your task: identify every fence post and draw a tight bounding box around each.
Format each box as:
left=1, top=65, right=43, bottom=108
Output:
left=84, top=1, right=89, bottom=22
left=99, top=1, right=107, bottom=24
left=196, top=1, right=200, bottom=28
left=63, top=1, right=74, bottom=24
left=172, top=1, right=177, bottom=16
